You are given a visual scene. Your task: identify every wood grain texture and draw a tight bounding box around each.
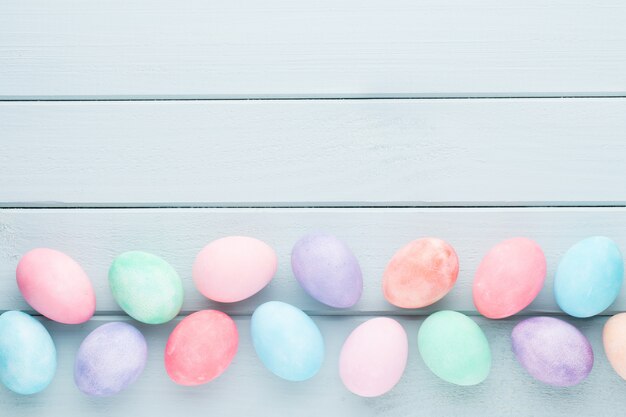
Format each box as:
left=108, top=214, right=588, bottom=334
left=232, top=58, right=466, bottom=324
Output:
left=2, top=98, right=626, bottom=206
left=2, top=207, right=626, bottom=316
left=0, top=315, right=623, bottom=417
left=1, top=0, right=626, bottom=99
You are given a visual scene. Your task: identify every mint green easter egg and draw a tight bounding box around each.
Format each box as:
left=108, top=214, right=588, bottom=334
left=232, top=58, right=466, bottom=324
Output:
left=418, top=310, right=491, bottom=386
left=109, top=251, right=184, bottom=324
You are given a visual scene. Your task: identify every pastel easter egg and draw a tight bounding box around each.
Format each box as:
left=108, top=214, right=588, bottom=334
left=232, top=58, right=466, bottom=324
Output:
left=291, top=234, right=363, bottom=308
left=383, top=238, right=459, bottom=309
left=165, top=310, right=238, bottom=386
left=16, top=248, right=96, bottom=324
left=74, top=322, right=147, bottom=396
left=0, top=311, right=56, bottom=395
left=109, top=251, right=184, bottom=324
left=603, top=313, right=626, bottom=379
left=473, top=238, right=546, bottom=319
left=193, top=236, right=277, bottom=303
left=554, top=236, right=623, bottom=318
left=418, top=310, right=491, bottom=386
left=251, top=301, right=324, bottom=381
left=339, top=317, right=408, bottom=397
left=511, top=317, right=593, bottom=387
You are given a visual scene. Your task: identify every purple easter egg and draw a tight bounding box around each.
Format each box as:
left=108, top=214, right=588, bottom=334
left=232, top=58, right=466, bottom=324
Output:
left=74, top=322, right=147, bottom=396
left=291, top=234, right=363, bottom=308
left=511, top=317, right=593, bottom=387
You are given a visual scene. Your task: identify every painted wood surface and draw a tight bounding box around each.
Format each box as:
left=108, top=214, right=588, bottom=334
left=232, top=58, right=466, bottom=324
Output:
left=1, top=0, right=626, bottom=99
left=2, top=98, right=626, bottom=207
left=2, top=0, right=626, bottom=414
left=2, top=207, right=626, bottom=316
left=0, top=315, right=623, bottom=417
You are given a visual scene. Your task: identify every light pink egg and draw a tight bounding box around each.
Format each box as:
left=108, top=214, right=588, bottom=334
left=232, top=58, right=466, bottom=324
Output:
left=473, top=237, right=546, bottom=319
left=339, top=317, right=408, bottom=397
left=193, top=236, right=277, bottom=303
left=16, top=248, right=96, bottom=324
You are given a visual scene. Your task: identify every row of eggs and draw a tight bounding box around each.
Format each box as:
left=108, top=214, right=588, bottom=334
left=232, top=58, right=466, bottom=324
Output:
left=4, top=307, right=626, bottom=397
left=14, top=235, right=626, bottom=323
left=1, top=234, right=624, bottom=397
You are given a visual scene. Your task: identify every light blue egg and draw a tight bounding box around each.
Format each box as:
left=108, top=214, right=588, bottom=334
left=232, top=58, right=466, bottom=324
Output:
left=0, top=311, right=57, bottom=394
left=251, top=301, right=324, bottom=381
left=554, top=236, right=624, bottom=318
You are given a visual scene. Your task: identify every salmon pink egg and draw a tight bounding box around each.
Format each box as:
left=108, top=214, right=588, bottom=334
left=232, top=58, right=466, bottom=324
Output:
left=383, top=238, right=459, bottom=309
left=165, top=310, right=238, bottom=386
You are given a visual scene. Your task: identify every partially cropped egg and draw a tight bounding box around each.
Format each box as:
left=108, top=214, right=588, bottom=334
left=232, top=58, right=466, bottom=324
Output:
left=0, top=311, right=56, bottom=395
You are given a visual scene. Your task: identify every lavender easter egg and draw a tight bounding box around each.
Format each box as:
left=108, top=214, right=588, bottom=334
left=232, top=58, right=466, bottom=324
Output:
left=511, top=317, right=593, bottom=387
left=0, top=311, right=56, bottom=395
left=193, top=236, right=277, bottom=303
left=383, top=238, right=459, bottom=309
left=291, top=234, right=362, bottom=308
left=473, top=238, right=546, bottom=319
left=165, top=310, right=239, bottom=386
left=251, top=301, right=324, bottom=381
left=554, top=236, right=623, bottom=318
left=74, top=322, right=147, bottom=396
left=339, top=317, right=408, bottom=397
left=17, top=248, right=96, bottom=324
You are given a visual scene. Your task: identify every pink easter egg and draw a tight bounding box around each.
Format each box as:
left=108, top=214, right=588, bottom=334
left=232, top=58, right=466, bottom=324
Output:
left=193, top=236, right=277, bottom=303
left=339, top=317, right=408, bottom=397
left=473, top=237, right=546, bottom=319
left=16, top=248, right=96, bottom=324
left=164, top=310, right=238, bottom=386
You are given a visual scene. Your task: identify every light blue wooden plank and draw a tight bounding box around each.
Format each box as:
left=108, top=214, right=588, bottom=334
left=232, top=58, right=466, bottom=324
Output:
left=1, top=99, right=625, bottom=206
left=1, top=0, right=625, bottom=98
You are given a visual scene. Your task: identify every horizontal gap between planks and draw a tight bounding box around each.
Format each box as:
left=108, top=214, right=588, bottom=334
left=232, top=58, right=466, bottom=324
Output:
left=0, top=310, right=602, bottom=319
left=2, top=94, right=626, bottom=102
left=1, top=204, right=626, bottom=209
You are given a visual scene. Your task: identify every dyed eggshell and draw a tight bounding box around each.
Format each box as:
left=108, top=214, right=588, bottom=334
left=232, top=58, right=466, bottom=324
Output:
left=109, top=251, right=184, bottom=324
left=16, top=248, right=96, bottom=324
left=383, top=238, right=459, bottom=309
left=0, top=311, right=56, bottom=395
left=554, top=236, right=623, bottom=318
left=603, top=313, right=626, bottom=379
left=418, top=310, right=491, bottom=386
left=165, top=310, right=238, bottom=386
left=473, top=238, right=546, bottom=319
left=339, top=317, right=408, bottom=397
left=251, top=301, right=324, bottom=381
left=193, top=236, right=277, bottom=303
left=511, top=317, right=593, bottom=387
left=291, top=234, right=363, bottom=308
left=74, top=322, right=147, bottom=396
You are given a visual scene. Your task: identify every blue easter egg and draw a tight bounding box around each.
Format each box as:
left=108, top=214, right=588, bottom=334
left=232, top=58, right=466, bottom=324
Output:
left=554, top=236, right=624, bottom=317
left=251, top=301, right=324, bottom=381
left=0, top=311, right=57, bottom=394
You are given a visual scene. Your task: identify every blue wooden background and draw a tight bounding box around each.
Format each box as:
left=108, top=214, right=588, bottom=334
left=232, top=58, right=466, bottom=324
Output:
left=1, top=1, right=626, bottom=416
